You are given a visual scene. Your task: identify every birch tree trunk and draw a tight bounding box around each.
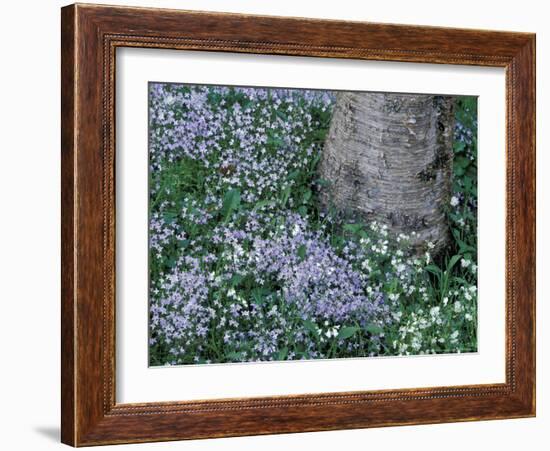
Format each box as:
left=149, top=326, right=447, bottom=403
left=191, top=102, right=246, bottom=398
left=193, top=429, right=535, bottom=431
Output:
left=318, top=92, right=455, bottom=254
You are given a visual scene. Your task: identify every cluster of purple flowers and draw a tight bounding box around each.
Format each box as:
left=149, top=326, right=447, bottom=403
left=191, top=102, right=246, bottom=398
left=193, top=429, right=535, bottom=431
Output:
left=150, top=210, right=390, bottom=364
left=242, top=213, right=388, bottom=323
left=149, top=84, right=333, bottom=204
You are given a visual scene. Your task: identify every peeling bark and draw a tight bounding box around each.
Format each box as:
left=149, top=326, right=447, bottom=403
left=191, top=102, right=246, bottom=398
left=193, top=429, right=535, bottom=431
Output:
left=318, top=92, right=455, bottom=253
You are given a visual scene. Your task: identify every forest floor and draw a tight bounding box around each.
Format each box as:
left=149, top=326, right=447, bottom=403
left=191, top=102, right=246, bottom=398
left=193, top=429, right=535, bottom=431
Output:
left=148, top=83, right=478, bottom=366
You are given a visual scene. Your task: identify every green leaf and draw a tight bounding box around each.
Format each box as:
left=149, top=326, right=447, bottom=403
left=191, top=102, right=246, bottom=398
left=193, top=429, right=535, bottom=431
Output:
left=343, top=223, right=363, bottom=234
left=280, top=186, right=291, bottom=207
left=166, top=257, right=177, bottom=268
left=314, top=178, right=331, bottom=187
left=309, top=153, right=321, bottom=171
left=277, top=347, right=288, bottom=360
left=297, top=205, right=308, bottom=217
left=463, top=176, right=473, bottom=192
left=230, top=273, right=244, bottom=287
left=302, top=189, right=312, bottom=204
left=456, top=238, right=475, bottom=254
left=276, top=110, right=288, bottom=121
left=177, top=239, right=190, bottom=249
left=365, top=324, right=384, bottom=335
left=297, top=244, right=307, bottom=261
left=251, top=288, right=265, bottom=305
left=221, top=189, right=241, bottom=222
left=425, top=265, right=442, bottom=276
left=330, top=235, right=345, bottom=249
left=455, top=156, right=471, bottom=169
left=454, top=276, right=470, bottom=286
left=287, top=170, right=300, bottom=181
left=337, top=326, right=359, bottom=340
left=446, top=254, right=462, bottom=274
left=425, top=264, right=442, bottom=283
left=303, top=320, right=318, bottom=336
left=162, top=212, right=177, bottom=223
left=454, top=141, right=466, bottom=152
left=225, top=351, right=243, bottom=361
left=267, top=136, right=285, bottom=148
left=388, top=278, right=399, bottom=291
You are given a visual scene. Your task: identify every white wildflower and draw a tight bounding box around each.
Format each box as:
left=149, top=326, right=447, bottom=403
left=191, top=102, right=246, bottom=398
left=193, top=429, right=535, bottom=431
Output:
left=450, top=331, right=459, bottom=343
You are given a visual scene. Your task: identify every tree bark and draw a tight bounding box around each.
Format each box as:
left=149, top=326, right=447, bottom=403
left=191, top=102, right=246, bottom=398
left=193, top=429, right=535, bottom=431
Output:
left=318, top=92, right=455, bottom=254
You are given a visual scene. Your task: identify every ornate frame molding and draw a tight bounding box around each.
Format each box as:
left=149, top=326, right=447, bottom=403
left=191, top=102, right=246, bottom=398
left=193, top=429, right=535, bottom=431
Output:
left=62, top=4, right=535, bottom=446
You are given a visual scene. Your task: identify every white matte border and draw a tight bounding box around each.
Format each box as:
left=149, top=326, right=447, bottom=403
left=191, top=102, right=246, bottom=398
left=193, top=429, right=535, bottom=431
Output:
left=116, top=48, right=506, bottom=403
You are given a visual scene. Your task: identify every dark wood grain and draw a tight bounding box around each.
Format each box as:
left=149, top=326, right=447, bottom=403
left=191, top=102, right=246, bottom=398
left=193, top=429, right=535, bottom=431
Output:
left=61, top=3, right=536, bottom=446
left=60, top=5, right=76, bottom=445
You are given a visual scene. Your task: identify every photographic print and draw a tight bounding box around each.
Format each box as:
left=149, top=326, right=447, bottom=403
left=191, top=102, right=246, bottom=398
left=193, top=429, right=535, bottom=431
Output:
left=148, top=83, right=478, bottom=366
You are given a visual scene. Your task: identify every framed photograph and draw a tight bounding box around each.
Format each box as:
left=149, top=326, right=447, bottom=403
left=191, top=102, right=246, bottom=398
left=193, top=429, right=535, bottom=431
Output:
left=61, top=3, right=536, bottom=446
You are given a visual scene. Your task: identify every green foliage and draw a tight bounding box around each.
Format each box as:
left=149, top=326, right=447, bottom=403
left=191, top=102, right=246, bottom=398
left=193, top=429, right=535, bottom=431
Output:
left=337, top=326, right=360, bottom=340
left=221, top=189, right=241, bottom=222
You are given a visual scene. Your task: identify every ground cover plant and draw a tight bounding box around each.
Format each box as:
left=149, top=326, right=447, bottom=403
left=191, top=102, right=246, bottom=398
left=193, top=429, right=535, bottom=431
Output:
left=148, top=82, right=478, bottom=366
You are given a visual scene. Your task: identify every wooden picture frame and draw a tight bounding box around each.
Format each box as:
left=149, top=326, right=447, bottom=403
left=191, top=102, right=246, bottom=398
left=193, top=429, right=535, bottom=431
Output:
left=61, top=3, right=536, bottom=446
